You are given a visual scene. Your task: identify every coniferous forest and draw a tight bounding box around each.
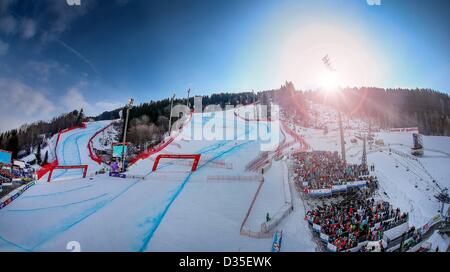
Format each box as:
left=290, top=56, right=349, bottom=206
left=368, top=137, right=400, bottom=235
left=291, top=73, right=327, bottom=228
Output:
left=1, top=85, right=449, bottom=160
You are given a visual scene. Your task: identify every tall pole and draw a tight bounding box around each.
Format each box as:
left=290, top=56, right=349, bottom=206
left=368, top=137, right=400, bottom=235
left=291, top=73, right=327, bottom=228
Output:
left=187, top=89, right=191, bottom=108
left=362, top=133, right=367, bottom=167
left=339, top=111, right=346, bottom=162
left=168, top=93, right=176, bottom=135
left=121, top=98, right=133, bottom=172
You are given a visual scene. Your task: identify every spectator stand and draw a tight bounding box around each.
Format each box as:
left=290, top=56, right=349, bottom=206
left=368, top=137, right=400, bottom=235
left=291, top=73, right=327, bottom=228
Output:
left=304, top=195, right=409, bottom=252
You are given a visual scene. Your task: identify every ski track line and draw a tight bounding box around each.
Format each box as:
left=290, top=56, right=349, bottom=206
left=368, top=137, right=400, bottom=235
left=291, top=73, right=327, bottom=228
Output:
left=0, top=235, right=32, bottom=252
left=22, top=184, right=95, bottom=199
left=3, top=117, right=263, bottom=251
left=8, top=193, right=109, bottom=212
left=53, top=124, right=102, bottom=179
left=30, top=180, right=141, bottom=251
left=138, top=140, right=252, bottom=252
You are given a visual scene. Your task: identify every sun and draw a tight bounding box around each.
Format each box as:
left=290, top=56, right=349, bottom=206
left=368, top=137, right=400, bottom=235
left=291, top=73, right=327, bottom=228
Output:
left=319, top=70, right=340, bottom=92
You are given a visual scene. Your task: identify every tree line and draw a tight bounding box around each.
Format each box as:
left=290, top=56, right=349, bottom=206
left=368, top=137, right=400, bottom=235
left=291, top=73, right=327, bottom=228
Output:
left=0, top=110, right=84, bottom=161
left=303, top=87, right=450, bottom=135
left=1, top=85, right=448, bottom=160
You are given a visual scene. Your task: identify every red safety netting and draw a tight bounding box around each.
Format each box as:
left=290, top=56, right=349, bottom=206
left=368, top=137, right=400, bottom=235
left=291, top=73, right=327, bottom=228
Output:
left=36, top=123, right=86, bottom=180
left=87, top=123, right=114, bottom=164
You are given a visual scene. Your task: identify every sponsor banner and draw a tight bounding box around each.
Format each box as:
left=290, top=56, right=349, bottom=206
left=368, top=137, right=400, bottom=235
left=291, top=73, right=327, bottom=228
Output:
left=271, top=231, right=283, bottom=252
left=320, top=232, right=329, bottom=243
left=389, top=127, right=419, bottom=133
left=332, top=184, right=347, bottom=193
left=419, top=214, right=442, bottom=234
left=309, top=188, right=332, bottom=197
left=312, top=223, right=321, bottom=232
left=112, top=144, right=128, bottom=158
left=0, top=181, right=36, bottom=210
left=109, top=172, right=127, bottom=179
left=0, top=149, right=12, bottom=165
left=327, top=243, right=337, bottom=252
left=347, top=180, right=367, bottom=188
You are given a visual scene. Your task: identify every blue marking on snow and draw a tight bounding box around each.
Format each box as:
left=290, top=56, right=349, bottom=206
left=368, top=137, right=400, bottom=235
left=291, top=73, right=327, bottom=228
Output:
left=138, top=140, right=252, bottom=251
left=30, top=180, right=141, bottom=251
left=8, top=193, right=109, bottom=212
left=22, top=184, right=94, bottom=199
left=52, top=123, right=103, bottom=180
left=0, top=235, right=32, bottom=252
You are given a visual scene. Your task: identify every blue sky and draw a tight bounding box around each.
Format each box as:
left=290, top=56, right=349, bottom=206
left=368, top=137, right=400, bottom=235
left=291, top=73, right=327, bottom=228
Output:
left=0, top=0, right=449, bottom=131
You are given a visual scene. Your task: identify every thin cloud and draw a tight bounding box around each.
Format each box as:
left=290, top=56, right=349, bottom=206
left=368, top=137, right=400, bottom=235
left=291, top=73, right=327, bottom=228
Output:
left=0, top=78, right=56, bottom=132
left=0, top=39, right=9, bottom=56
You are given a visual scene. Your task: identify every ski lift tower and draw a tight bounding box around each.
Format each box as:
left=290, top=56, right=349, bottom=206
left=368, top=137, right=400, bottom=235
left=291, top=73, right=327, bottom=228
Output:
left=362, top=133, right=367, bottom=167
left=435, top=188, right=450, bottom=221
left=411, top=133, right=424, bottom=156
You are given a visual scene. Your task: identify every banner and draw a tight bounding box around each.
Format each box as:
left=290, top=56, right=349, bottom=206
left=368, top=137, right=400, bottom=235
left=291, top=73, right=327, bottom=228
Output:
left=389, top=127, right=419, bottom=133
left=271, top=231, right=283, bottom=252
left=313, top=223, right=321, bottom=232
left=327, top=243, right=337, bottom=252
left=346, top=180, right=367, bottom=188
left=112, top=144, right=128, bottom=158
left=320, top=232, right=329, bottom=243
left=0, top=181, right=36, bottom=210
left=309, top=188, right=332, bottom=197
left=0, top=149, right=12, bottom=165
left=332, top=184, right=347, bottom=193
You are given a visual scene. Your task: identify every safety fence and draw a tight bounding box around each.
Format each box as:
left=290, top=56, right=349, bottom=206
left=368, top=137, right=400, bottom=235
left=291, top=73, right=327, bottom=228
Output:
left=239, top=176, right=272, bottom=239
left=87, top=122, right=115, bottom=164
left=261, top=161, right=293, bottom=233
left=280, top=121, right=310, bottom=151
left=36, top=123, right=87, bottom=180
left=389, top=127, right=419, bottom=133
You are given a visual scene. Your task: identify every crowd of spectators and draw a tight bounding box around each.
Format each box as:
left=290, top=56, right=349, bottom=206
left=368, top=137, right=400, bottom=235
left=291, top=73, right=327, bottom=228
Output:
left=293, top=151, right=371, bottom=189
left=0, top=163, right=35, bottom=182
left=305, top=197, right=409, bottom=251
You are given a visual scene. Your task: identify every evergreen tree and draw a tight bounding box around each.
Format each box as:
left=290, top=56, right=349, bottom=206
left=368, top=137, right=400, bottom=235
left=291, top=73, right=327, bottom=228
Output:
left=42, top=151, right=49, bottom=165
left=6, top=130, right=19, bottom=159
left=76, top=108, right=84, bottom=126
left=36, top=144, right=42, bottom=165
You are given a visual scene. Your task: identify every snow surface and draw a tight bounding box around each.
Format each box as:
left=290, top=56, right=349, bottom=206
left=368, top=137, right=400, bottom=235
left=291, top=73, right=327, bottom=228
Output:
left=0, top=107, right=316, bottom=252
left=1, top=102, right=448, bottom=252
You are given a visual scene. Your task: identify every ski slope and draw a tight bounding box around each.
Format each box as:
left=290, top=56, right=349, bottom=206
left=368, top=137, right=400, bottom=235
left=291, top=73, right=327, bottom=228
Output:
left=45, top=121, right=112, bottom=181
left=0, top=107, right=316, bottom=252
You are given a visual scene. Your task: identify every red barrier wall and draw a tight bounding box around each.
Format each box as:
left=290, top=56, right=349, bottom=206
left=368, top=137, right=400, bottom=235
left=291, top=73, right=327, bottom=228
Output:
left=87, top=123, right=114, bottom=164
left=36, top=123, right=86, bottom=180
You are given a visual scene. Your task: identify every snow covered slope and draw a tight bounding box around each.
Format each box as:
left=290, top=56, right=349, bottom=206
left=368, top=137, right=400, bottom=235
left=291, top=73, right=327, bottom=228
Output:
left=0, top=107, right=315, bottom=252
left=43, top=121, right=112, bottom=181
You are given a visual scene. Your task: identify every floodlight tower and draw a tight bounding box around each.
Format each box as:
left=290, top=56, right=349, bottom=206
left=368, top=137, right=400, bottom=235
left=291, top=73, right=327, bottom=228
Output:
left=121, top=98, right=134, bottom=172
left=168, top=93, right=176, bottom=135
left=187, top=88, right=191, bottom=108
